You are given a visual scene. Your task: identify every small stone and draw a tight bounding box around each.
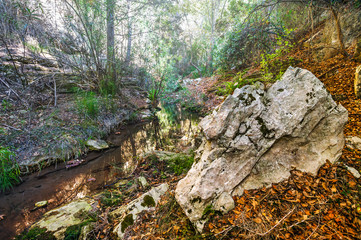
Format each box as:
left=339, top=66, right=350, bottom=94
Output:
left=114, top=180, right=129, bottom=188
left=86, top=139, right=109, bottom=151
left=355, top=65, right=361, bottom=99
left=138, top=176, right=149, bottom=188
left=345, top=165, right=361, bottom=179
left=346, top=136, right=361, bottom=150
left=35, top=201, right=48, bottom=208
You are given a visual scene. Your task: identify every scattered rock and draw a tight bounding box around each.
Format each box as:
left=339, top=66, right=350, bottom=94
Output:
left=114, top=179, right=129, bottom=188
left=138, top=176, right=149, bottom=188
left=112, top=183, right=169, bottom=239
left=345, top=165, right=361, bottom=179
left=139, top=109, right=152, bottom=119
left=345, top=135, right=361, bottom=150
left=355, top=65, right=361, bottom=99
left=31, top=199, right=95, bottom=239
left=35, top=201, right=48, bottom=208
left=86, top=139, right=109, bottom=151
left=175, top=67, right=348, bottom=232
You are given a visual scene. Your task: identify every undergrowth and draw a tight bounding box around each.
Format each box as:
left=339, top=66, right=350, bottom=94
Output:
left=15, top=227, right=56, bottom=240
left=0, top=146, right=21, bottom=191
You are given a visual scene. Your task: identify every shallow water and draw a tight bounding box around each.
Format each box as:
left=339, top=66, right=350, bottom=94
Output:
left=0, top=105, right=200, bottom=239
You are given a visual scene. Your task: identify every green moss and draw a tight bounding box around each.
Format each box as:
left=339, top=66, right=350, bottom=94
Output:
left=167, top=153, right=194, bottom=175
left=64, top=219, right=96, bottom=240
left=121, top=214, right=134, bottom=232
left=16, top=227, right=56, bottom=240
left=202, top=204, right=213, bottom=216
left=141, top=195, right=156, bottom=207
left=100, top=190, right=123, bottom=207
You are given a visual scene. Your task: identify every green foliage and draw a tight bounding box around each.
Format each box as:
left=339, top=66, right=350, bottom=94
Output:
left=16, top=227, right=56, bottom=240
left=1, top=99, right=11, bottom=111
left=99, top=190, right=123, bottom=207
left=99, top=79, right=117, bottom=97
left=167, top=153, right=194, bottom=175
left=216, top=70, right=261, bottom=96
left=259, top=30, right=299, bottom=81
left=0, top=146, right=21, bottom=191
left=75, top=90, right=99, bottom=118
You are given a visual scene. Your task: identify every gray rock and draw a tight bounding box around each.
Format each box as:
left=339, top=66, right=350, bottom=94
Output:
left=31, top=199, right=94, bottom=239
left=112, top=183, right=168, bottom=239
left=175, top=67, right=348, bottom=232
left=86, top=139, right=109, bottom=151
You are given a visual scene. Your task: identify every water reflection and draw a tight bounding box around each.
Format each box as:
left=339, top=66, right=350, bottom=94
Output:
left=0, top=104, right=200, bottom=239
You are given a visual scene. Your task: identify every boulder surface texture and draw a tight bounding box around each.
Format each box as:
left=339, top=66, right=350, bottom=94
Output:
left=175, top=67, right=348, bottom=232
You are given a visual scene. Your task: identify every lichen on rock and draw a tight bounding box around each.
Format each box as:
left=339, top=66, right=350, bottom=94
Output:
left=175, top=67, right=348, bottom=232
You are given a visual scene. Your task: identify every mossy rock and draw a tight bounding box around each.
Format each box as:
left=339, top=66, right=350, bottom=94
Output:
left=121, top=214, right=134, bottom=232
left=141, top=195, right=155, bottom=207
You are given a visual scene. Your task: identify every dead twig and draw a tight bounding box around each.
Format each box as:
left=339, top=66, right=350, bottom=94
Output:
left=0, top=123, right=21, bottom=131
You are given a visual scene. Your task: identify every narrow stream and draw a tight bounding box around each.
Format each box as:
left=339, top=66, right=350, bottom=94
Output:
left=0, top=104, right=200, bottom=239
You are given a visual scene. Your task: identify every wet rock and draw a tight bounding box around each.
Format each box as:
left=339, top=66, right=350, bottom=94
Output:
left=355, top=65, right=361, bottom=99
left=175, top=67, right=348, bottom=232
left=31, top=199, right=94, bottom=239
left=111, top=183, right=168, bottom=239
left=86, top=139, right=109, bottom=151
left=35, top=201, right=48, bottom=208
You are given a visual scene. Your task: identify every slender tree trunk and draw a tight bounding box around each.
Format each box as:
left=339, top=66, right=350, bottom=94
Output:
left=106, top=0, right=116, bottom=81
left=125, top=0, right=132, bottom=68
left=330, top=6, right=348, bottom=57
left=208, top=0, right=215, bottom=73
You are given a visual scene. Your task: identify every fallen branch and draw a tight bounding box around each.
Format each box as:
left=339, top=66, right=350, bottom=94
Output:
left=0, top=77, right=28, bottom=106
left=1, top=123, right=21, bottom=131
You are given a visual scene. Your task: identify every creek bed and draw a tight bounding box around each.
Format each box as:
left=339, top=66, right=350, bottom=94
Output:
left=0, top=104, right=200, bottom=239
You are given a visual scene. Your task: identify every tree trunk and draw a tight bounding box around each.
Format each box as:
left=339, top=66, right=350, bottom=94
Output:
left=125, top=0, right=132, bottom=68
left=330, top=6, right=348, bottom=57
left=106, top=0, right=116, bottom=81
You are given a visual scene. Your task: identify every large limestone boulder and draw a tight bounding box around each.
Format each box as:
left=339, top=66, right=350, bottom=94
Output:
left=175, top=67, right=348, bottom=232
left=355, top=65, right=361, bottom=99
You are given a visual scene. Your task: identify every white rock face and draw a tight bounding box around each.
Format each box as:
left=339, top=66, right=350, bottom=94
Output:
left=112, top=183, right=169, bottom=239
left=175, top=67, right=348, bottom=232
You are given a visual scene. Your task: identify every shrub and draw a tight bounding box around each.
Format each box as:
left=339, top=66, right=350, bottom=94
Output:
left=0, top=146, right=21, bottom=191
left=76, top=91, right=99, bottom=118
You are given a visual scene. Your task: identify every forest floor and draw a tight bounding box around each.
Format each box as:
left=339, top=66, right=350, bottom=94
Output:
left=98, top=44, right=361, bottom=239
